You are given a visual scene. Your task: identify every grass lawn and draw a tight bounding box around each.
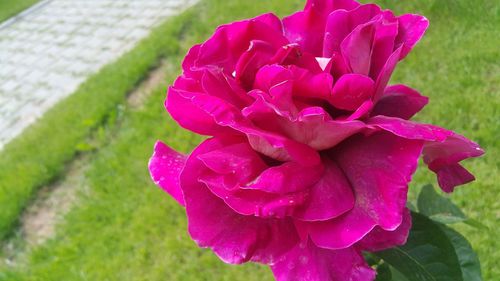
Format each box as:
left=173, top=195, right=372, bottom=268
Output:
left=0, top=0, right=498, bottom=280
left=0, top=0, right=40, bottom=23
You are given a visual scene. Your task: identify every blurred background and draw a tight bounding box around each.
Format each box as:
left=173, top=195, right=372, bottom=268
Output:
left=0, top=0, right=498, bottom=280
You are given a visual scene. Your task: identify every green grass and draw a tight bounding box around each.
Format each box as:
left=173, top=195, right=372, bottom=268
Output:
left=0, top=4, right=186, bottom=240
left=0, top=0, right=40, bottom=23
left=0, top=0, right=498, bottom=280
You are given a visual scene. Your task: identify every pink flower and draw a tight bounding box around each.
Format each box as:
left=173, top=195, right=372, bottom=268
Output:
left=149, top=0, right=484, bottom=280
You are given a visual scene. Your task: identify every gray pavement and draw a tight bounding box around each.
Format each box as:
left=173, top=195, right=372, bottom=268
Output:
left=0, top=0, right=197, bottom=149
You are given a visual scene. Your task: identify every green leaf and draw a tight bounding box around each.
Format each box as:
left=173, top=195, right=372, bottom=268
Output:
left=375, top=262, right=392, bottom=281
left=390, top=267, right=410, bottom=281
left=417, top=184, right=466, bottom=224
left=439, top=225, right=482, bottom=281
left=463, top=218, right=489, bottom=230
left=375, top=212, right=464, bottom=281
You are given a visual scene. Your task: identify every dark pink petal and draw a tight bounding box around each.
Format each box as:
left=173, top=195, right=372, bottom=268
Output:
left=250, top=82, right=298, bottom=119
left=325, top=52, right=350, bottom=80
left=369, top=12, right=399, bottom=79
left=245, top=103, right=365, bottom=150
left=194, top=13, right=287, bottom=73
left=170, top=83, right=320, bottom=164
left=304, top=0, right=360, bottom=12
left=271, top=239, right=375, bottom=281
left=272, top=44, right=323, bottom=73
left=371, top=84, right=429, bottom=119
left=182, top=44, right=201, bottom=75
left=367, top=115, right=449, bottom=142
left=293, top=157, right=355, bottom=221
left=283, top=0, right=360, bottom=55
left=434, top=163, right=476, bottom=193
left=344, top=99, right=374, bottom=121
left=323, top=4, right=382, bottom=57
left=166, top=87, right=229, bottom=136
left=182, top=137, right=299, bottom=264
left=373, top=46, right=403, bottom=101
left=289, top=65, right=333, bottom=100
left=197, top=142, right=267, bottom=186
left=295, top=132, right=423, bottom=249
left=253, top=64, right=293, bottom=92
left=341, top=22, right=375, bottom=75
left=201, top=174, right=309, bottom=218
left=235, top=40, right=277, bottom=88
left=396, top=14, right=429, bottom=60
left=423, top=135, right=484, bottom=193
left=356, top=208, right=412, bottom=252
left=201, top=69, right=251, bottom=107
left=282, top=9, right=326, bottom=55
left=367, top=116, right=484, bottom=192
left=148, top=141, right=187, bottom=206
left=242, top=161, right=324, bottom=194
left=286, top=107, right=366, bottom=150
left=330, top=74, right=375, bottom=111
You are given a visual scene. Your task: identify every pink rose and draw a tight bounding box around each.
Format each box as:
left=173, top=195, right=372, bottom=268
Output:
left=149, top=0, right=484, bottom=280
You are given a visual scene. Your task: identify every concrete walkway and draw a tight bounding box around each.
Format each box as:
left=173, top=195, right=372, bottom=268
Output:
left=0, top=0, right=196, bottom=149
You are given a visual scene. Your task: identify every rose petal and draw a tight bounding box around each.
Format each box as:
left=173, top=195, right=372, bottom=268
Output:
left=167, top=86, right=228, bottom=136
left=356, top=207, right=412, bottom=251
left=304, top=0, right=360, bottom=12
left=373, top=46, right=403, bottom=101
left=235, top=40, right=278, bottom=88
left=271, top=239, right=375, bottom=281
left=396, top=14, right=429, bottom=60
left=371, top=84, right=429, bottom=119
left=295, top=132, right=423, bottom=249
left=367, top=116, right=484, bottom=192
left=194, top=13, right=288, bottom=73
left=323, top=4, right=382, bottom=57
left=243, top=160, right=324, bottom=194
left=341, top=22, right=375, bottom=75
left=197, top=142, right=267, bottom=185
left=330, top=74, right=375, bottom=111
left=182, top=137, right=299, bottom=264
left=148, top=141, right=187, bottom=206
left=293, top=157, right=355, bottom=221
left=369, top=11, right=399, bottom=79
left=290, top=65, right=333, bottom=100
left=245, top=103, right=365, bottom=150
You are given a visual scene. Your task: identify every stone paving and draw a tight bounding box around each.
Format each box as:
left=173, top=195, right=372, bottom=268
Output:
left=0, top=0, right=197, bottom=149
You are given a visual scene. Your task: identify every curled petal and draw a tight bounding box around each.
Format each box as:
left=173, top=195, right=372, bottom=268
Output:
left=356, top=208, right=412, bottom=252
left=148, top=141, right=186, bottom=206
left=367, top=116, right=484, bottom=192
left=201, top=69, right=251, bottom=107
left=323, top=4, right=382, bottom=57
left=289, top=65, right=333, bottom=100
left=235, top=40, right=278, bottom=88
left=271, top=239, right=375, bottom=281
left=243, top=161, right=324, bottom=194
left=331, top=74, right=375, bottom=111
left=369, top=12, right=399, bottom=79
left=194, top=13, right=287, bottom=73
left=254, top=64, right=293, bottom=92
left=182, top=138, right=299, bottom=264
left=283, top=0, right=360, bottom=55
left=373, top=46, right=403, bottom=101
left=304, top=0, right=360, bottom=12
left=396, top=14, right=429, bottom=60
left=295, top=132, right=423, bottom=249
left=341, top=22, right=375, bottom=75
left=245, top=103, right=365, bottom=150
left=197, top=142, right=267, bottom=186
left=293, top=157, right=355, bottom=221
left=371, top=84, right=429, bottom=119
